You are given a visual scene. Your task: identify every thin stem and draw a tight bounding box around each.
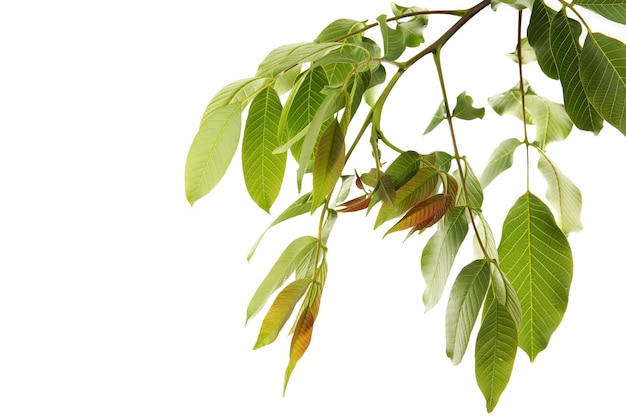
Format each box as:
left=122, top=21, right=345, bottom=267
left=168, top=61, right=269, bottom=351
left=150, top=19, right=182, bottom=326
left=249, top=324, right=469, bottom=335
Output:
left=516, top=10, right=531, bottom=191
left=432, top=49, right=490, bottom=260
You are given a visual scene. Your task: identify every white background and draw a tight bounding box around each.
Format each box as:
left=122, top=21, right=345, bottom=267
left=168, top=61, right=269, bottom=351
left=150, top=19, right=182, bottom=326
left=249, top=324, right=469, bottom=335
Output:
left=1, top=1, right=625, bottom=415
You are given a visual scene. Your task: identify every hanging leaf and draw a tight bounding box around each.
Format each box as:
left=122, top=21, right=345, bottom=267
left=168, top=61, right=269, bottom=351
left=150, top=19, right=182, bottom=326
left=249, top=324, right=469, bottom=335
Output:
left=455, top=162, right=483, bottom=210
left=391, top=4, right=429, bottom=48
left=185, top=104, right=242, bottom=205
left=312, top=119, right=346, bottom=209
left=201, top=77, right=273, bottom=119
left=475, top=301, right=519, bottom=413
left=421, top=206, right=469, bottom=311
left=537, top=154, right=583, bottom=235
left=256, top=42, right=344, bottom=78
left=580, top=33, right=626, bottom=135
left=498, top=192, right=573, bottom=361
left=506, top=38, right=537, bottom=64
left=473, top=213, right=499, bottom=261
left=445, top=259, right=491, bottom=365
left=254, top=279, right=313, bottom=349
left=480, top=138, right=522, bottom=188
left=376, top=174, right=397, bottom=206
left=336, top=194, right=371, bottom=213
left=242, top=86, right=286, bottom=212
left=573, top=0, right=626, bottom=25
left=550, top=10, right=604, bottom=134
left=527, top=1, right=559, bottom=79
left=246, top=236, right=319, bottom=322
left=377, top=15, right=406, bottom=60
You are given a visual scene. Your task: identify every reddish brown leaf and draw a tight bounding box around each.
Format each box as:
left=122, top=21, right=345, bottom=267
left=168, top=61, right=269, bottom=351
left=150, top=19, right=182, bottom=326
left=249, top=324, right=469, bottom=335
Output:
left=336, top=195, right=371, bottom=213
left=354, top=169, right=364, bottom=190
left=385, top=194, right=453, bottom=237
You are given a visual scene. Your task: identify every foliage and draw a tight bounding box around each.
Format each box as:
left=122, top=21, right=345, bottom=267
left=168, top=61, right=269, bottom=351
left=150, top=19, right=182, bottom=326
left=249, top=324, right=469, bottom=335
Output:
left=185, top=0, right=626, bottom=412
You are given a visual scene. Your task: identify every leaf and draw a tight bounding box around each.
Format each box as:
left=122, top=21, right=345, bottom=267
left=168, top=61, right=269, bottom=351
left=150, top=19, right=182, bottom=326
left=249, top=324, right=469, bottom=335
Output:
left=453, top=92, right=485, bottom=121
left=580, top=32, right=626, bottom=135
left=528, top=0, right=559, bottom=79
left=455, top=162, right=483, bottom=210
left=384, top=151, right=421, bottom=190
left=242, top=86, right=286, bottom=212
left=573, top=0, right=626, bottom=25
left=475, top=301, right=519, bottom=413
left=336, top=194, right=371, bottom=212
left=312, top=119, right=346, bottom=209
left=498, top=192, right=573, bottom=361
left=480, top=138, right=522, bottom=188
left=284, top=266, right=325, bottom=393
left=256, top=42, right=344, bottom=78
left=254, top=279, right=312, bottom=349
left=474, top=213, right=499, bottom=261
left=247, top=193, right=313, bottom=261
left=374, top=167, right=439, bottom=228
left=246, top=236, right=319, bottom=322
left=376, top=174, right=396, bottom=206
left=386, top=194, right=453, bottom=239
left=550, top=10, right=604, bottom=134
left=421, top=206, right=469, bottom=311
left=315, top=19, right=365, bottom=43
left=185, top=104, right=242, bottom=205
left=201, top=77, right=273, bottom=119
left=506, top=38, right=537, bottom=64
left=423, top=101, right=446, bottom=134
left=391, top=4, right=428, bottom=48
left=537, top=154, right=583, bottom=235
left=446, top=259, right=491, bottom=365
left=274, top=64, right=302, bottom=96
left=377, top=15, right=406, bottom=60
left=488, top=81, right=573, bottom=148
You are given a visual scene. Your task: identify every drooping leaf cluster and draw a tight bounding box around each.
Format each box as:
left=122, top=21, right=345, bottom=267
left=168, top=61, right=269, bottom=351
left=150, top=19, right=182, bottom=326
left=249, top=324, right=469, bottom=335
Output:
left=185, top=0, right=626, bottom=412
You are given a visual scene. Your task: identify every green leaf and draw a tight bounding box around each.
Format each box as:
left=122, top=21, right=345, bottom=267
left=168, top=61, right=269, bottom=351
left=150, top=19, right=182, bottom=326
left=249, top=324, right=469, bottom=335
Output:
left=498, top=192, right=573, bottom=361
left=256, top=43, right=344, bottom=78
left=506, top=38, right=537, bottom=64
left=573, top=0, right=626, bottom=25
left=391, top=4, right=428, bottom=48
left=246, top=236, right=319, bottom=322
left=492, top=0, right=534, bottom=10
left=580, top=32, right=626, bottom=135
left=315, top=19, right=365, bottom=43
left=550, top=10, right=604, bottom=134
left=474, top=213, right=499, bottom=261
left=185, top=104, right=242, bottom=205
left=377, top=15, right=406, bottom=60
left=537, top=154, right=583, bottom=235
left=488, top=81, right=573, bottom=148
left=421, top=206, right=469, bottom=311
left=312, top=119, right=346, bottom=209
left=247, top=193, right=314, bottom=261
left=376, top=174, right=396, bottom=206
left=480, top=138, right=522, bottom=188
left=455, top=162, right=484, bottom=210
left=274, top=64, right=302, bottom=96
left=486, top=267, right=523, bottom=329
left=374, top=167, right=439, bottom=228
left=242, top=86, right=286, bottom=212
left=201, top=77, right=273, bottom=119
left=254, top=279, right=313, bottom=349
left=453, top=92, right=485, bottom=121
left=423, top=101, right=446, bottom=134
left=528, top=0, right=559, bottom=79
left=446, top=259, right=491, bottom=365
left=475, top=301, right=519, bottom=413
left=370, top=151, right=420, bottom=207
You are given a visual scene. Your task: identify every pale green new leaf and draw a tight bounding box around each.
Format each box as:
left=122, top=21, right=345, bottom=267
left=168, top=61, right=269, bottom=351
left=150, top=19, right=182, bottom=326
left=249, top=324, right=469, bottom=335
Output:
left=537, top=154, right=583, bottom=235
left=480, top=138, right=522, bottom=188
left=421, top=207, right=469, bottom=311
left=446, top=259, right=490, bottom=365
left=423, top=101, right=446, bottom=134
left=185, top=104, right=242, bottom=205
left=455, top=162, right=484, bottom=210
left=243, top=86, right=286, bottom=212
left=315, top=19, right=365, bottom=43
left=550, top=10, right=604, bottom=134
left=580, top=33, right=626, bottom=135
left=506, top=38, right=537, bottom=64
left=475, top=301, right=519, bottom=413
left=573, top=0, right=626, bottom=25
left=246, top=236, right=319, bottom=322
left=474, top=213, right=499, bottom=261
left=248, top=193, right=313, bottom=261
left=527, top=1, right=558, bottom=79
left=254, top=279, right=312, bottom=349
left=498, top=192, right=573, bottom=361
left=312, top=119, right=345, bottom=209
left=377, top=15, right=406, bottom=60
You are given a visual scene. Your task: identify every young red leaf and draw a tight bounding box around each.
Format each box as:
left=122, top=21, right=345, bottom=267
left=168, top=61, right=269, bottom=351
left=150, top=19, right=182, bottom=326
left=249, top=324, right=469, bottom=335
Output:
left=336, top=194, right=371, bottom=213
left=385, top=194, right=453, bottom=238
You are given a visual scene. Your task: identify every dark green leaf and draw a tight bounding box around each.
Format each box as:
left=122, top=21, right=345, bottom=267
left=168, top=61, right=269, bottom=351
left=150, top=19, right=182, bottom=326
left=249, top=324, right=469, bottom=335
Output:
left=446, top=259, right=491, bottom=365
left=550, top=10, right=604, bottom=134
left=573, top=0, right=626, bottom=25
left=498, top=192, right=573, bottom=361
left=243, top=87, right=286, bottom=212
left=421, top=206, right=469, bottom=311
left=528, top=1, right=559, bottom=79
left=185, top=104, right=242, bottom=205
left=580, top=32, right=626, bottom=135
